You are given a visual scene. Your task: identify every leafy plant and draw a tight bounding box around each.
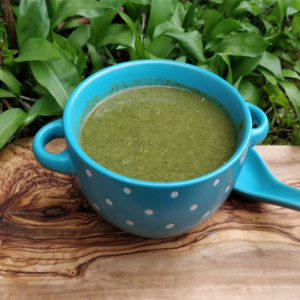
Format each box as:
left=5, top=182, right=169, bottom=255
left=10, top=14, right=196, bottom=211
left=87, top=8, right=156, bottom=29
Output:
left=0, top=0, right=300, bottom=149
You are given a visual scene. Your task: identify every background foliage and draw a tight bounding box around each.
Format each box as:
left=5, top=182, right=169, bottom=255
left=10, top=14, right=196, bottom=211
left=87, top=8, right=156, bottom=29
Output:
left=0, top=0, right=300, bottom=149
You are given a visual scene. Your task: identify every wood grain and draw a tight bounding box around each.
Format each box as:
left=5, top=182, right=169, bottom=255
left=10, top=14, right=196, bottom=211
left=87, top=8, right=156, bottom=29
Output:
left=0, top=138, right=300, bottom=300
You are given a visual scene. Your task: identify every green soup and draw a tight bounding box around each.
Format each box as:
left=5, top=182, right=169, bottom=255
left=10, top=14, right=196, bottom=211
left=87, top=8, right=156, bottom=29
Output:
left=80, top=86, right=235, bottom=182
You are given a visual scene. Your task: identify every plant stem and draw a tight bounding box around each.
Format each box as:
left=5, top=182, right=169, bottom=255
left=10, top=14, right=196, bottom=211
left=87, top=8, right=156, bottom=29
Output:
left=269, top=128, right=295, bottom=133
left=0, top=0, right=18, bottom=50
left=0, top=39, right=3, bottom=70
left=2, top=98, right=10, bottom=108
left=20, top=95, right=37, bottom=102
left=265, top=106, right=273, bottom=115
left=20, top=98, right=30, bottom=111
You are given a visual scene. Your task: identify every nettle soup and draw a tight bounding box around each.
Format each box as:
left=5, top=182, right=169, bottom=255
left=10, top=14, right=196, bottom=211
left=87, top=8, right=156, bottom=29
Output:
left=80, top=86, right=235, bottom=182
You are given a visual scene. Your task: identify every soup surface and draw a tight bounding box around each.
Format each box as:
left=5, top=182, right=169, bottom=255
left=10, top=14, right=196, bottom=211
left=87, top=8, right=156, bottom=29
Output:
left=80, top=86, right=235, bottom=182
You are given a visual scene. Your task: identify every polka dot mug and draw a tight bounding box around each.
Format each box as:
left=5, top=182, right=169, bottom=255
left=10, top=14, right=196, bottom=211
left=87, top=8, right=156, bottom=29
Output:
left=33, top=60, right=268, bottom=238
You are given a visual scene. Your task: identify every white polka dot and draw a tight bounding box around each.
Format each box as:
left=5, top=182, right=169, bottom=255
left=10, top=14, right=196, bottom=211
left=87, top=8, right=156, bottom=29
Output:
left=105, top=198, right=113, bottom=206
left=166, top=223, right=175, bottom=229
left=202, top=211, right=211, bottom=218
left=94, top=203, right=99, bottom=210
left=145, top=209, right=153, bottom=215
left=123, top=187, right=131, bottom=194
left=214, top=179, right=220, bottom=186
left=201, top=97, right=205, bottom=101
left=126, top=220, right=134, bottom=225
left=190, top=204, right=198, bottom=211
left=86, top=169, right=92, bottom=177
left=225, top=185, right=231, bottom=193
left=171, top=191, right=179, bottom=198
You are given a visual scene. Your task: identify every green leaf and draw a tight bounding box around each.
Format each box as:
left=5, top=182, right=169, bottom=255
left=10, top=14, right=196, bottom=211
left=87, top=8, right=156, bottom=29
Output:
left=77, top=50, right=88, bottom=76
left=23, top=96, right=63, bottom=126
left=203, top=9, right=223, bottom=43
left=60, top=19, right=85, bottom=31
left=183, top=0, right=200, bottom=32
left=238, top=81, right=261, bottom=106
left=123, top=1, right=138, bottom=20
left=52, top=32, right=76, bottom=60
left=17, top=0, right=50, bottom=49
left=147, top=0, right=173, bottom=39
left=101, top=0, right=127, bottom=8
left=292, top=0, right=300, bottom=11
left=294, top=61, right=300, bottom=73
left=33, top=84, right=50, bottom=96
left=292, top=15, right=300, bottom=35
left=2, top=40, right=18, bottom=57
left=153, top=17, right=184, bottom=39
left=221, top=0, right=243, bottom=16
left=258, top=51, right=283, bottom=80
left=97, top=24, right=135, bottom=49
left=0, top=70, right=21, bottom=96
left=46, top=0, right=60, bottom=18
left=266, top=75, right=277, bottom=86
left=164, top=31, right=205, bottom=62
left=218, top=53, right=232, bottom=84
left=268, top=1, right=287, bottom=27
left=67, top=24, right=91, bottom=53
left=279, top=81, right=300, bottom=120
left=175, top=55, right=187, bottom=63
left=232, top=55, right=262, bottom=81
left=238, top=21, right=260, bottom=34
left=118, top=11, right=145, bottom=59
left=91, top=0, right=126, bottom=49
left=0, top=88, right=15, bottom=98
left=216, top=33, right=270, bottom=57
left=15, top=38, right=61, bottom=62
left=257, top=66, right=273, bottom=79
left=292, top=128, right=300, bottom=145
left=0, top=108, right=27, bottom=149
left=198, top=63, right=219, bottom=76
left=274, top=51, right=293, bottom=64
left=147, top=36, right=177, bottom=59
left=87, top=44, right=103, bottom=74
left=232, top=1, right=265, bottom=17
left=262, top=18, right=274, bottom=32
left=173, top=1, right=186, bottom=26
left=90, top=0, right=126, bottom=47
left=282, top=69, right=300, bottom=80
left=287, top=6, right=299, bottom=16
left=233, top=77, right=242, bottom=90
left=263, top=85, right=290, bottom=108
left=91, top=11, right=118, bottom=48
left=30, top=50, right=81, bottom=109
left=128, top=0, right=151, bottom=4
left=264, top=32, right=290, bottom=44
left=50, top=0, right=109, bottom=29
left=211, top=18, right=242, bottom=40
left=102, top=46, right=116, bottom=65
left=144, top=50, right=160, bottom=59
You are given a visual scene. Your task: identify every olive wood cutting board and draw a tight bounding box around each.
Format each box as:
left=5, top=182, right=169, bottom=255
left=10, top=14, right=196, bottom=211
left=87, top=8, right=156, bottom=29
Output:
left=0, top=137, right=300, bottom=300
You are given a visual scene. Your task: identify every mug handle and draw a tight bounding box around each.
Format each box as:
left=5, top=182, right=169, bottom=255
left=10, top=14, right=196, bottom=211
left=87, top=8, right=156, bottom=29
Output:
left=32, top=119, right=75, bottom=175
left=247, top=103, right=269, bottom=148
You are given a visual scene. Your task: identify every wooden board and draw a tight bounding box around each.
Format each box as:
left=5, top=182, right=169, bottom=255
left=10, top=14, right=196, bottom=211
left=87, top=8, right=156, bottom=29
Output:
left=0, top=138, right=300, bottom=300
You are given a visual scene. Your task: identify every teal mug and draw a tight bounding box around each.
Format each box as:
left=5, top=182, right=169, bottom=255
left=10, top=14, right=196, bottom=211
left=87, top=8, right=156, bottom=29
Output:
left=33, top=60, right=268, bottom=238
